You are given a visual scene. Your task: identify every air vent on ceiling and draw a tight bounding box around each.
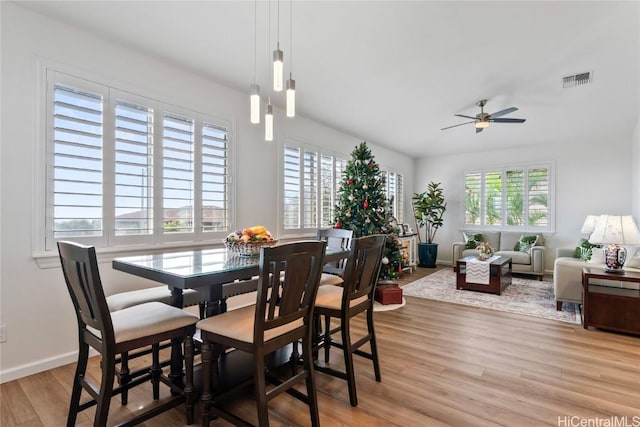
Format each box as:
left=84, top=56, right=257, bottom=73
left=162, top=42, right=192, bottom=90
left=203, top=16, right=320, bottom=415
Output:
left=562, top=71, right=593, bottom=88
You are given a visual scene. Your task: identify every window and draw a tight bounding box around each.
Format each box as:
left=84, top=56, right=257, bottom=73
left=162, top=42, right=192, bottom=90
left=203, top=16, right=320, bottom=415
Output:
left=282, top=142, right=346, bottom=234
left=463, top=163, right=553, bottom=231
left=382, top=171, right=404, bottom=223
left=45, top=70, right=232, bottom=251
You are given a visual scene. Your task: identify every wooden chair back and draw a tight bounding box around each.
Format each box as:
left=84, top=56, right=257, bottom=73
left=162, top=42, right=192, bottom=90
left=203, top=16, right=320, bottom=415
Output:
left=341, top=235, right=386, bottom=309
left=58, top=241, right=115, bottom=346
left=255, top=240, right=326, bottom=347
left=317, top=228, right=353, bottom=274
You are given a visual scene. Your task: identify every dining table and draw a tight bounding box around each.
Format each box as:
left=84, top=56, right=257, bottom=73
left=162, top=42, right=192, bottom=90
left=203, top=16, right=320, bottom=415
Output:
left=112, top=244, right=350, bottom=384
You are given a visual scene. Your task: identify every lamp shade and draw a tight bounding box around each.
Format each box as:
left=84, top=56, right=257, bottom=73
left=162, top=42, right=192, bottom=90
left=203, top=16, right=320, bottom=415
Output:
left=588, top=215, right=640, bottom=245
left=580, top=215, right=599, bottom=235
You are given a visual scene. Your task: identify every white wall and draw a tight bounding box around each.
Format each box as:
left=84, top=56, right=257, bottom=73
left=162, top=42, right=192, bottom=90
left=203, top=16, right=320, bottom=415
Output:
left=633, top=118, right=640, bottom=222
left=414, top=135, right=636, bottom=273
left=0, top=3, right=413, bottom=382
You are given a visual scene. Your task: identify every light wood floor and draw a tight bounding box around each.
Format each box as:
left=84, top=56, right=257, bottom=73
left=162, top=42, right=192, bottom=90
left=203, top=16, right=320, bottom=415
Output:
left=3, top=267, right=639, bottom=426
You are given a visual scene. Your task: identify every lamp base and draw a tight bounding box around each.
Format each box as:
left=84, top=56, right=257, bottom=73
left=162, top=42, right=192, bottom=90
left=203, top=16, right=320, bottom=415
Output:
left=604, top=244, right=627, bottom=272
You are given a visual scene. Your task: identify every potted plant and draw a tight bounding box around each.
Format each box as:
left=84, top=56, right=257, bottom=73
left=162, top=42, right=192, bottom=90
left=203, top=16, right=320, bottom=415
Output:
left=412, top=181, right=447, bottom=268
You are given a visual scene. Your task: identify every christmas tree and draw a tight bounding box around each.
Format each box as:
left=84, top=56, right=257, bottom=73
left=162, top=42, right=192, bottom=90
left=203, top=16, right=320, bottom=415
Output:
left=334, top=142, right=404, bottom=280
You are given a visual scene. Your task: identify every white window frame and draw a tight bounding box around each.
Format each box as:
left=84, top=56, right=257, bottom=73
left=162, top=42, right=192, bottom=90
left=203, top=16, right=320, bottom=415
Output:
left=36, top=66, right=235, bottom=257
left=462, top=162, right=555, bottom=232
left=279, top=139, right=346, bottom=238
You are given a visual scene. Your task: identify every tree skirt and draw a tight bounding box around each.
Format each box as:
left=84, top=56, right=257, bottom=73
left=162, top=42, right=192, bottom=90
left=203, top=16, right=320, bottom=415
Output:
left=402, top=269, right=581, bottom=324
left=373, top=297, right=406, bottom=312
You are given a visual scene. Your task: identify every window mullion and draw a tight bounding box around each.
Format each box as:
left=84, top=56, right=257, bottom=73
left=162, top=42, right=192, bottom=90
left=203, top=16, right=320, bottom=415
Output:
left=193, top=117, right=203, bottom=240
left=103, top=89, right=116, bottom=245
left=153, top=109, right=164, bottom=242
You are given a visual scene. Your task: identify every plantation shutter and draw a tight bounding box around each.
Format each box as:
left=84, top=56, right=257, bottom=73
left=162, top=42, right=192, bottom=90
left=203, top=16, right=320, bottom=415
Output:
left=51, top=84, right=104, bottom=240
left=485, top=171, right=503, bottom=225
left=283, top=145, right=301, bottom=229
left=396, top=174, right=404, bottom=223
left=303, top=150, right=318, bottom=228
left=114, top=100, right=154, bottom=236
left=464, top=172, right=481, bottom=225
left=505, top=169, right=524, bottom=226
left=387, top=171, right=397, bottom=216
left=201, top=122, right=230, bottom=232
left=320, top=154, right=333, bottom=227
left=527, top=167, right=549, bottom=227
left=162, top=112, right=194, bottom=234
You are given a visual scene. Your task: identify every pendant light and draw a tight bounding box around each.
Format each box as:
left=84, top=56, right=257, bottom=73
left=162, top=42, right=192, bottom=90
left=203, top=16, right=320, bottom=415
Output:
left=285, top=0, right=295, bottom=117
left=273, top=0, right=284, bottom=92
left=265, top=100, right=274, bottom=141
left=250, top=0, right=260, bottom=124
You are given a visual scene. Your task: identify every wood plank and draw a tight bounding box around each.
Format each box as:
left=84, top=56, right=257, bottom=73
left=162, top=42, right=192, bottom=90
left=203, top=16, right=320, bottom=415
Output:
left=2, top=267, right=639, bottom=426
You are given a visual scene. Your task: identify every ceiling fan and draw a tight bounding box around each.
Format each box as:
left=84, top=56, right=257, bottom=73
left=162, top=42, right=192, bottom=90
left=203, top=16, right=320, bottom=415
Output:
left=441, top=99, right=526, bottom=133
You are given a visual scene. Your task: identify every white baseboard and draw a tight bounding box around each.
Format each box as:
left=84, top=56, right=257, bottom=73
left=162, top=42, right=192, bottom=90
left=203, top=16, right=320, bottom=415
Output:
left=0, top=349, right=97, bottom=384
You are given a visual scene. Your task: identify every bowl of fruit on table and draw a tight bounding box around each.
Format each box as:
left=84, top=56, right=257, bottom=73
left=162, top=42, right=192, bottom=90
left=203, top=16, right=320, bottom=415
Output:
left=223, top=225, right=277, bottom=256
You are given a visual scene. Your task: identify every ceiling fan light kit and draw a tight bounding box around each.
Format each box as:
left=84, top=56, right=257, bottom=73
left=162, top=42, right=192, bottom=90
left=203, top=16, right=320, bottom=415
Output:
left=442, top=99, right=526, bottom=133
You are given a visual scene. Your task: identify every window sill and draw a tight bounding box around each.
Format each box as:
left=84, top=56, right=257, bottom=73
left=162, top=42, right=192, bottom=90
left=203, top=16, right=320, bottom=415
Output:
left=33, top=240, right=227, bottom=269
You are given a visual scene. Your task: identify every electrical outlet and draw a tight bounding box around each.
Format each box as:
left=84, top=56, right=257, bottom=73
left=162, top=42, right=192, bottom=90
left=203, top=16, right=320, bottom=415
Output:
left=0, top=325, right=6, bottom=343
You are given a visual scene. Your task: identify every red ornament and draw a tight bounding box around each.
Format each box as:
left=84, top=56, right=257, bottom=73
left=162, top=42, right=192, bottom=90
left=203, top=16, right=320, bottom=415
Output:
left=348, top=179, right=353, bottom=185
left=335, top=222, right=341, bottom=229
left=363, top=200, right=369, bottom=209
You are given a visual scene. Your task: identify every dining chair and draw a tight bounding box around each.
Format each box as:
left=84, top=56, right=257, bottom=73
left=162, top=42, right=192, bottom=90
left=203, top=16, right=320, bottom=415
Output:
left=57, top=241, right=199, bottom=426
left=105, top=285, right=204, bottom=405
left=197, top=240, right=326, bottom=427
left=316, top=227, right=354, bottom=286
left=313, top=234, right=385, bottom=407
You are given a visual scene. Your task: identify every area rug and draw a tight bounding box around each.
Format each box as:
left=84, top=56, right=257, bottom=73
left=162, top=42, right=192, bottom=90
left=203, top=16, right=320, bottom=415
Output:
left=402, top=269, right=581, bottom=324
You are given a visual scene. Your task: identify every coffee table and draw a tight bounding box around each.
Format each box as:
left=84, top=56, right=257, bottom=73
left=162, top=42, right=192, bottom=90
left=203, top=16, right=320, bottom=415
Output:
left=456, top=255, right=512, bottom=295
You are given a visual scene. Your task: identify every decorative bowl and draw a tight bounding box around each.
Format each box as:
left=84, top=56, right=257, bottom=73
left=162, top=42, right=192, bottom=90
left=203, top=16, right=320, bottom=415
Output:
left=224, top=239, right=278, bottom=256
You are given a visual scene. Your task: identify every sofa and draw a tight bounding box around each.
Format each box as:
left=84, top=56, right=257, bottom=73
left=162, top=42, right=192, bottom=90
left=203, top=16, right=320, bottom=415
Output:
left=452, top=231, right=545, bottom=279
left=553, top=246, right=640, bottom=310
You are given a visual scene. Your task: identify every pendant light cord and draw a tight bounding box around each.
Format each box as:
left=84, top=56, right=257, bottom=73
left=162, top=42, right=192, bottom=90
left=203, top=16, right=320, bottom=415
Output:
left=289, top=0, right=293, bottom=76
left=268, top=0, right=271, bottom=84
left=253, top=0, right=257, bottom=84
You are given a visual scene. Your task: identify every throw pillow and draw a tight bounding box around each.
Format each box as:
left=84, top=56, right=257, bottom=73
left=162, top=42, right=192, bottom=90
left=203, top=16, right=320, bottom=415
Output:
left=624, top=247, right=639, bottom=267
left=573, top=238, right=600, bottom=261
left=588, top=247, right=605, bottom=264
left=625, top=250, right=640, bottom=268
left=514, top=234, right=539, bottom=253
left=463, top=232, right=483, bottom=249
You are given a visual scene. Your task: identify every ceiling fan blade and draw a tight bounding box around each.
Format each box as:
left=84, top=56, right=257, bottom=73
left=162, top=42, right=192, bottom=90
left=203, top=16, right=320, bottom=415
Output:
left=475, top=127, right=484, bottom=134
left=454, top=114, right=477, bottom=120
left=490, top=118, right=526, bottom=123
left=441, top=120, right=475, bottom=130
left=490, top=107, right=518, bottom=118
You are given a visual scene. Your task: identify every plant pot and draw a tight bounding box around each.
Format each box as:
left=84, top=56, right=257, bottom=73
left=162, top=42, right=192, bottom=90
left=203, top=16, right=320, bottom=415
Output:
left=418, top=243, right=438, bottom=268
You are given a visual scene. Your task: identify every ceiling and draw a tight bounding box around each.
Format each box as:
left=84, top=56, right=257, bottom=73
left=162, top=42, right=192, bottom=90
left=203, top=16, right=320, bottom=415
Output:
left=17, top=1, right=639, bottom=158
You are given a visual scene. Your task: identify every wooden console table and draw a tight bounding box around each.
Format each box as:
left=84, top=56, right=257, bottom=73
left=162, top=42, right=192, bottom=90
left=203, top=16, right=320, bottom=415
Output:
left=398, top=234, right=417, bottom=273
left=582, top=268, right=640, bottom=336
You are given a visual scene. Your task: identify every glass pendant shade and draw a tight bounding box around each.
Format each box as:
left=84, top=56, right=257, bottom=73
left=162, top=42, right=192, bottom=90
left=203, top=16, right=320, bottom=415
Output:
left=286, top=78, right=295, bottom=117
left=475, top=120, right=490, bottom=129
left=265, top=103, right=274, bottom=141
left=273, top=46, right=284, bottom=92
left=250, top=84, right=260, bottom=124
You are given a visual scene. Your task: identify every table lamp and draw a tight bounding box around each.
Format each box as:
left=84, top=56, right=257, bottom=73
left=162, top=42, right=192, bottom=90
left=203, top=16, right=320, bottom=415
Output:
left=580, top=215, right=599, bottom=237
left=588, top=215, right=640, bottom=273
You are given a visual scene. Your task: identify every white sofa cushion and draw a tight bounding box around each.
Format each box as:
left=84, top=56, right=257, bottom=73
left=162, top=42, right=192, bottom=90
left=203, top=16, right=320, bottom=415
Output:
left=496, top=250, right=531, bottom=265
